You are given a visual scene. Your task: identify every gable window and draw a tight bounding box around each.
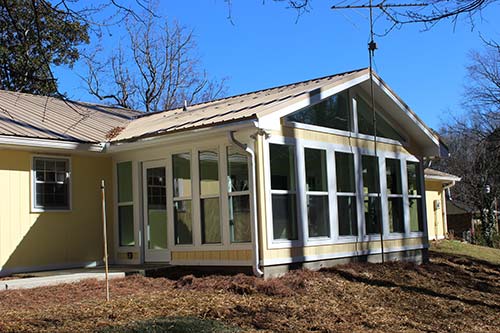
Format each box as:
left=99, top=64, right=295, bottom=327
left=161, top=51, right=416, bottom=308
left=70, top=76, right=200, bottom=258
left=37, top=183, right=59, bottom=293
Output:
left=227, top=146, right=251, bottom=243
left=33, top=157, right=70, bottom=210
left=286, top=91, right=351, bottom=131
left=362, top=155, right=381, bottom=235
left=172, top=153, right=193, bottom=245
left=407, top=161, right=423, bottom=232
left=117, top=161, right=135, bottom=246
left=199, top=149, right=221, bottom=244
left=270, top=143, right=298, bottom=240
left=305, top=148, right=330, bottom=238
left=386, top=158, right=404, bottom=233
left=356, top=95, right=405, bottom=142
left=335, top=152, right=358, bottom=236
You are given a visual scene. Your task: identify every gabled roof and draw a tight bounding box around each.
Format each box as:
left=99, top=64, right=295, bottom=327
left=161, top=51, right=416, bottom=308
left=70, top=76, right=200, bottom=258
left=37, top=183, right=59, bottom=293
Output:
left=0, top=90, right=140, bottom=143
left=111, top=68, right=369, bottom=142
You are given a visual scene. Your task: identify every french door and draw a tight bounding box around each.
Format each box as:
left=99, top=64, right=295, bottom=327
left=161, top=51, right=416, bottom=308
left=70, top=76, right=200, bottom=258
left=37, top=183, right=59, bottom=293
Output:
left=142, top=160, right=170, bottom=262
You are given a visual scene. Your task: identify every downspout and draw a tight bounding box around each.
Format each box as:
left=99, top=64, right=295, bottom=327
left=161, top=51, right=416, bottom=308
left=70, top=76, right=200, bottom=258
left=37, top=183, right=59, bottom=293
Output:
left=228, top=131, right=264, bottom=277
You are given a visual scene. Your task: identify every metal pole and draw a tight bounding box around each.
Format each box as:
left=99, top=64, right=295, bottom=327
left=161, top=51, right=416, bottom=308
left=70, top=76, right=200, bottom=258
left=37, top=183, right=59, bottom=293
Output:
left=101, top=180, right=110, bottom=302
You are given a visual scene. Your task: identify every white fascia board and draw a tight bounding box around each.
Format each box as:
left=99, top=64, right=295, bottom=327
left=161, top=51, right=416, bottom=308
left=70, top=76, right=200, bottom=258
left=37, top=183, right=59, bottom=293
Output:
left=258, top=73, right=370, bottom=130
left=0, top=135, right=105, bottom=152
left=371, top=76, right=440, bottom=147
left=425, top=175, right=461, bottom=182
left=108, top=119, right=258, bottom=153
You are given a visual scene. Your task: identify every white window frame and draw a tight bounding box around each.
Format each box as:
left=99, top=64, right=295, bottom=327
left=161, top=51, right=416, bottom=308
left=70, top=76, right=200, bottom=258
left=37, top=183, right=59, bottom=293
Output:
left=31, top=155, right=71, bottom=212
left=406, top=160, right=425, bottom=234
left=227, top=145, right=252, bottom=244
left=303, top=146, right=331, bottom=240
left=334, top=151, right=359, bottom=240
left=116, top=160, right=136, bottom=248
left=171, top=151, right=194, bottom=246
left=198, top=147, right=223, bottom=245
left=385, top=158, right=405, bottom=234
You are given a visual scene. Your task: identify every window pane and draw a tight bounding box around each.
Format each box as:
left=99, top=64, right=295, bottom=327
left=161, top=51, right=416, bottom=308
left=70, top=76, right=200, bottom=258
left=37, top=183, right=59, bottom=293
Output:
left=229, top=195, right=251, bottom=243
left=364, top=196, right=381, bottom=234
left=335, top=152, right=356, bottom=193
left=199, top=150, right=219, bottom=196
left=146, top=167, right=167, bottom=250
left=388, top=197, right=404, bottom=233
left=357, top=96, right=404, bottom=141
left=270, top=144, right=295, bottom=191
left=305, top=148, right=328, bottom=192
left=173, top=153, right=191, bottom=198
left=362, top=155, right=379, bottom=194
left=117, top=161, right=133, bottom=203
left=201, top=197, right=221, bottom=244
left=174, top=200, right=193, bottom=245
left=407, top=162, right=421, bottom=196
left=338, top=196, right=358, bottom=236
left=119, top=205, right=135, bottom=246
left=386, top=158, right=402, bottom=194
left=227, top=147, right=249, bottom=192
left=272, top=194, right=298, bottom=240
left=286, top=91, right=351, bottom=131
left=35, top=183, right=68, bottom=208
left=307, top=195, right=330, bottom=237
left=409, top=198, right=423, bottom=232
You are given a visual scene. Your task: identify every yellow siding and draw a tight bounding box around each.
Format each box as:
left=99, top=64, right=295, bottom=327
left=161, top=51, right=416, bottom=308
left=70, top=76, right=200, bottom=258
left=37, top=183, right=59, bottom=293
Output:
left=263, top=237, right=426, bottom=261
left=171, top=250, right=252, bottom=262
left=425, top=180, right=446, bottom=240
left=0, top=149, right=114, bottom=273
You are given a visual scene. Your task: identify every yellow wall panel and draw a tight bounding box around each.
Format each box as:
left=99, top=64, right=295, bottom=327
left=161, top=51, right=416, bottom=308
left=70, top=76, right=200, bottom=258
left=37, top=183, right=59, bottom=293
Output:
left=171, top=250, right=252, bottom=262
left=0, top=149, right=114, bottom=274
left=425, top=180, right=445, bottom=240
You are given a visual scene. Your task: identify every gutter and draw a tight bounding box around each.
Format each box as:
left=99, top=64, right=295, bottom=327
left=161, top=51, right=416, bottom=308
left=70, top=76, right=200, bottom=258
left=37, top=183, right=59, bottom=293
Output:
left=228, top=131, right=264, bottom=277
left=0, top=135, right=106, bottom=152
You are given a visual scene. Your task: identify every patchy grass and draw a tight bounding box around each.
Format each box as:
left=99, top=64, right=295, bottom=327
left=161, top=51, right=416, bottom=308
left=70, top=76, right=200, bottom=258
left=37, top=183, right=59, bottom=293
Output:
left=0, top=252, right=499, bottom=332
left=430, top=239, right=500, bottom=265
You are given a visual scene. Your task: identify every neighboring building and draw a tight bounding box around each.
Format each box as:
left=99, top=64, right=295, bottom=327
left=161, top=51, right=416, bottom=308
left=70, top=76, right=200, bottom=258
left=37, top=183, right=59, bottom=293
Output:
left=446, top=200, right=474, bottom=239
left=423, top=168, right=460, bottom=240
left=0, top=68, right=447, bottom=278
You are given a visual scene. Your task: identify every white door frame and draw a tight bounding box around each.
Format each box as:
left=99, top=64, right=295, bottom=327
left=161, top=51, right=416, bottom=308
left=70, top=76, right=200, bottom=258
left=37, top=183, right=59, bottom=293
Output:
left=142, top=160, right=170, bottom=262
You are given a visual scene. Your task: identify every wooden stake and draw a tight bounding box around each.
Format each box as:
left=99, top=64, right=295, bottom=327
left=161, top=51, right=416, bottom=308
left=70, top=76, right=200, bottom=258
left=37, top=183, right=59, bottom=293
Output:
left=101, top=180, right=110, bottom=302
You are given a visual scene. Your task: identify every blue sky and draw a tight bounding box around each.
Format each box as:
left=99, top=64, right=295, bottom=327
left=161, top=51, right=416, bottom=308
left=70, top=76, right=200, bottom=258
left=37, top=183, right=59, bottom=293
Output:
left=54, top=1, right=500, bottom=130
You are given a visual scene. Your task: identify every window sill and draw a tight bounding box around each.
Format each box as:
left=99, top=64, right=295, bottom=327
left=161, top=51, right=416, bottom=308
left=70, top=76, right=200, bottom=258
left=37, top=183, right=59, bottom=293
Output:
left=31, top=208, right=71, bottom=213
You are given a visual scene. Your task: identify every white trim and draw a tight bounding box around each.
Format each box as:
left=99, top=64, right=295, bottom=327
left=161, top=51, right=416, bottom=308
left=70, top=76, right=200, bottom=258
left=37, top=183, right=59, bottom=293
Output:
left=261, top=243, right=427, bottom=266
left=30, top=154, right=72, bottom=213
left=0, top=135, right=106, bottom=152
left=424, top=175, right=461, bottom=182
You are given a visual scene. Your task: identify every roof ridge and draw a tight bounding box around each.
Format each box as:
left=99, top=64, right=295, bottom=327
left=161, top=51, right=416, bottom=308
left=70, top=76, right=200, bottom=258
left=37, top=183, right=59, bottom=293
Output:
left=135, top=67, right=369, bottom=119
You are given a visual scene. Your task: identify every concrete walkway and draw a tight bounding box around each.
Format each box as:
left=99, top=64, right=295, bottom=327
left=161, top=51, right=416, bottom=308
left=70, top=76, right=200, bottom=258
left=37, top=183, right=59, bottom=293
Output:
left=1, top=272, right=125, bottom=291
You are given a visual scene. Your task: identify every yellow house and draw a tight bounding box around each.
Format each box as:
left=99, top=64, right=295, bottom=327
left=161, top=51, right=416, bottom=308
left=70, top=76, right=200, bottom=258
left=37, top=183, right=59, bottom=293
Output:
left=0, top=68, right=448, bottom=278
left=424, top=168, right=460, bottom=241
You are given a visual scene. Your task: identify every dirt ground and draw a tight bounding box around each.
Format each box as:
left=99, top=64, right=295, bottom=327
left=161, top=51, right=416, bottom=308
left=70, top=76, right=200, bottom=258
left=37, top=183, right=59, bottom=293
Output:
left=1, top=251, right=499, bottom=333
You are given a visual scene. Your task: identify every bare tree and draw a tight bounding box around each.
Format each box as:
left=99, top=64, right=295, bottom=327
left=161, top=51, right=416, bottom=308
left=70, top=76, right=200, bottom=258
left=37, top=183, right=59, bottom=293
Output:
left=435, top=41, right=500, bottom=246
left=83, top=11, right=227, bottom=113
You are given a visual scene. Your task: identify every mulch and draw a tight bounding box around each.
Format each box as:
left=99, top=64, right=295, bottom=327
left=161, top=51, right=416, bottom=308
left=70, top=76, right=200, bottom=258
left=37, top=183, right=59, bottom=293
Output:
left=0, top=252, right=499, bottom=332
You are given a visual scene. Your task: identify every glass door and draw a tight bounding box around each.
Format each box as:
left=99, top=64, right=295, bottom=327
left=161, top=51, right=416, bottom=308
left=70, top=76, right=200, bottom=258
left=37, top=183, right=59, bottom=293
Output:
left=142, top=161, right=169, bottom=262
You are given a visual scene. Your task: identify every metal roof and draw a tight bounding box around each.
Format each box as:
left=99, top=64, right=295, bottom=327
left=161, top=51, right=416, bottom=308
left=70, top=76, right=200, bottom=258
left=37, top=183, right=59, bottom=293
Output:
left=0, top=90, right=140, bottom=143
left=112, top=68, right=369, bottom=142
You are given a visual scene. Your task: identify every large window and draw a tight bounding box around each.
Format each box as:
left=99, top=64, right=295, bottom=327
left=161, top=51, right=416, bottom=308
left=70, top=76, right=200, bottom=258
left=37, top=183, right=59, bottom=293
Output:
left=305, top=148, right=330, bottom=238
left=227, top=146, right=251, bottom=243
left=117, top=161, right=134, bottom=246
left=286, top=91, right=351, bottom=131
left=199, top=150, right=221, bottom=244
left=335, top=152, right=358, bottom=236
left=386, top=158, right=404, bottom=233
left=33, top=157, right=70, bottom=210
left=357, top=95, right=405, bottom=142
left=407, top=161, right=423, bottom=232
left=362, top=155, right=381, bottom=235
left=270, top=144, right=298, bottom=240
left=173, top=153, right=193, bottom=245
